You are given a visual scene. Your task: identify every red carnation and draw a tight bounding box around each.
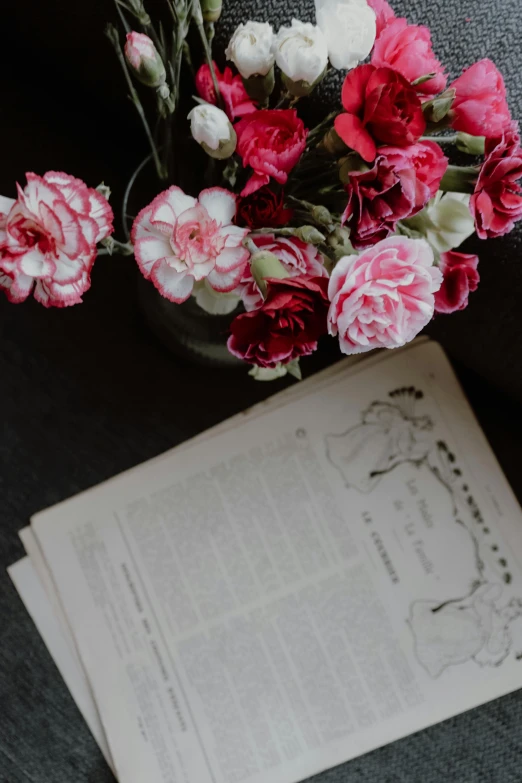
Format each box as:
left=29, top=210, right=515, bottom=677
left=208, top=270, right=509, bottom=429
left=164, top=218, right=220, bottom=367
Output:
left=470, top=123, right=522, bottom=239
left=227, top=275, right=329, bottom=368
left=343, top=141, right=447, bottom=248
left=449, top=59, right=511, bottom=139
left=195, top=62, right=256, bottom=121
left=236, top=187, right=293, bottom=230
left=334, top=64, right=426, bottom=163
left=434, top=251, right=480, bottom=314
left=235, top=109, right=308, bottom=197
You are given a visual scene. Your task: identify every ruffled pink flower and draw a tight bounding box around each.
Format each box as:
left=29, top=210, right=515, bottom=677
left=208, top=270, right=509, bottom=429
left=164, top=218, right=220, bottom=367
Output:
left=0, top=171, right=113, bottom=307
left=470, top=122, right=522, bottom=239
left=327, top=236, right=442, bottom=355
left=235, top=109, right=308, bottom=196
left=131, top=186, right=250, bottom=302
left=371, top=18, right=446, bottom=96
left=238, top=234, right=328, bottom=310
left=367, top=0, right=396, bottom=38
left=196, top=62, right=257, bottom=121
left=449, top=59, right=511, bottom=139
left=434, top=251, right=479, bottom=314
left=343, top=141, right=447, bottom=248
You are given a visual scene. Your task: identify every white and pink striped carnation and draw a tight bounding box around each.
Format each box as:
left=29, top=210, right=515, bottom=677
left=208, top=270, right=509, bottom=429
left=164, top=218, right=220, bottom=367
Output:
left=131, top=186, right=250, bottom=303
left=0, top=172, right=113, bottom=307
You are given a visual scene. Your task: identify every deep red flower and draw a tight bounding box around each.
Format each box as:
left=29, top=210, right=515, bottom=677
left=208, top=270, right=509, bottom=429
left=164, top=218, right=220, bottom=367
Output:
left=227, top=275, right=329, bottom=368
left=470, top=123, right=522, bottom=239
left=195, top=62, right=257, bottom=121
left=236, top=187, right=293, bottom=230
left=449, top=59, right=511, bottom=139
left=343, top=141, right=447, bottom=248
left=434, top=251, right=480, bottom=314
left=334, top=64, right=426, bottom=163
left=235, top=109, right=308, bottom=196
left=371, top=18, right=447, bottom=97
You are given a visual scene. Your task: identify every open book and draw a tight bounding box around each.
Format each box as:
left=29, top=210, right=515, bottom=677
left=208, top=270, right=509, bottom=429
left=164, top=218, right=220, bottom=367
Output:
left=9, top=339, right=522, bottom=783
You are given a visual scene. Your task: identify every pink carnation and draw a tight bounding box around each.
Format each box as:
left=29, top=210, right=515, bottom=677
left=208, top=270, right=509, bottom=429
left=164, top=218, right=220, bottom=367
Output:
left=371, top=18, right=446, bottom=96
left=0, top=172, right=113, bottom=307
left=470, top=122, right=522, bottom=239
left=434, top=251, right=479, bottom=314
left=343, top=141, right=447, bottom=248
left=131, top=186, right=250, bottom=303
left=238, top=234, right=328, bottom=311
left=327, top=236, right=442, bottom=355
left=235, top=109, right=308, bottom=196
left=449, top=59, right=511, bottom=138
left=367, top=0, right=396, bottom=38
left=196, top=62, right=257, bottom=121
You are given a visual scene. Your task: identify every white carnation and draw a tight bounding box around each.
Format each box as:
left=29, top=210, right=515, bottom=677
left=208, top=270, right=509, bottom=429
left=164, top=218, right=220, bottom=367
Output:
left=315, top=0, right=376, bottom=71
left=423, top=192, right=475, bottom=253
left=188, top=104, right=234, bottom=152
left=274, top=19, right=328, bottom=85
left=225, top=21, right=275, bottom=78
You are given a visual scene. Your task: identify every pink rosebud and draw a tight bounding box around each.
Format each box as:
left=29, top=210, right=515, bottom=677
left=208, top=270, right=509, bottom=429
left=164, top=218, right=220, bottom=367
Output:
left=449, top=59, right=511, bottom=139
left=327, top=236, right=442, bottom=355
left=0, top=172, right=113, bottom=307
left=434, top=251, right=479, bottom=314
left=470, top=122, right=522, bottom=238
left=367, top=0, right=396, bottom=37
left=371, top=18, right=446, bottom=96
left=125, top=32, right=166, bottom=89
left=343, top=141, right=447, bottom=248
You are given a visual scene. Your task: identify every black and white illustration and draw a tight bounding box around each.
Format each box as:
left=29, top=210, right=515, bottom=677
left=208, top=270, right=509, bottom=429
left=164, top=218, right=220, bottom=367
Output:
left=326, top=387, right=522, bottom=678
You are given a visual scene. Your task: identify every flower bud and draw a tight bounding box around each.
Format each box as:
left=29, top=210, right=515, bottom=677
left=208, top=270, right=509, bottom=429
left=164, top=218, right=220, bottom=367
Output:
left=188, top=104, right=237, bottom=159
left=200, top=0, right=222, bottom=22
left=456, top=132, right=486, bottom=156
left=250, top=250, right=289, bottom=296
left=315, top=0, right=376, bottom=71
left=243, top=69, right=275, bottom=102
left=125, top=32, right=166, bottom=88
left=422, top=88, right=456, bottom=124
left=274, top=20, right=328, bottom=96
left=338, top=153, right=369, bottom=184
left=320, top=127, right=348, bottom=155
left=294, top=225, right=325, bottom=244
left=326, top=225, right=355, bottom=260
left=405, top=192, right=475, bottom=253
left=225, top=21, right=275, bottom=79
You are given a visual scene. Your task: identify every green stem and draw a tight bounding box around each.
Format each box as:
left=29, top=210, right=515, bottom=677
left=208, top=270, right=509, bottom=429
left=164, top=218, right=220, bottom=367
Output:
left=421, top=134, right=458, bottom=145
left=106, top=25, right=166, bottom=180
left=192, top=0, right=224, bottom=110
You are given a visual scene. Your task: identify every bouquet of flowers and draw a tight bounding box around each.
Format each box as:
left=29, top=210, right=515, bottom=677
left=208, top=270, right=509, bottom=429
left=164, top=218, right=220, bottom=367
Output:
left=1, top=0, right=521, bottom=379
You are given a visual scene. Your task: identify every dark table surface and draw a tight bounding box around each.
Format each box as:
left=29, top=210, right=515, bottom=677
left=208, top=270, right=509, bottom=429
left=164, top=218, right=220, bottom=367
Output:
left=1, top=0, right=522, bottom=781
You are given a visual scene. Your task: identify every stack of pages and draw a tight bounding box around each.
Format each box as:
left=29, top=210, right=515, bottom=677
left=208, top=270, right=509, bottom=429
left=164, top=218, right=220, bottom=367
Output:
left=8, top=339, right=522, bottom=783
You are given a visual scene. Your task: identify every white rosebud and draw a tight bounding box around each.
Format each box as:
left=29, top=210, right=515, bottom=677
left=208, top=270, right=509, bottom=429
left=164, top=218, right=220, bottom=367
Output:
left=225, top=21, right=275, bottom=79
left=188, top=104, right=237, bottom=159
left=274, top=19, right=328, bottom=94
left=315, top=0, right=376, bottom=71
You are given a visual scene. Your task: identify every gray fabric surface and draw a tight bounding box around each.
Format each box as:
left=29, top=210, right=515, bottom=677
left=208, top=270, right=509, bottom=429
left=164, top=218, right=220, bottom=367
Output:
left=1, top=0, right=522, bottom=781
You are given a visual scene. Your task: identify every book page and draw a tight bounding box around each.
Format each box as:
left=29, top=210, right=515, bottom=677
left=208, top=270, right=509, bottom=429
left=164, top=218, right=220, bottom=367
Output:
left=14, top=347, right=395, bottom=771
left=32, top=341, right=522, bottom=783
left=8, top=557, right=115, bottom=772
